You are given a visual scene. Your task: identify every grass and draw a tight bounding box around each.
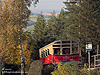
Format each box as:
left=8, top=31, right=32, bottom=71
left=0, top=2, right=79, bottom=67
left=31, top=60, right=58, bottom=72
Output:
left=23, top=25, right=34, bottom=32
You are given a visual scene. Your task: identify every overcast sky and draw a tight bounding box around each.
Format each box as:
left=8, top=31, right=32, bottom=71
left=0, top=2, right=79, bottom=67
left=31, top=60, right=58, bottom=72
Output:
left=29, top=0, right=66, bottom=13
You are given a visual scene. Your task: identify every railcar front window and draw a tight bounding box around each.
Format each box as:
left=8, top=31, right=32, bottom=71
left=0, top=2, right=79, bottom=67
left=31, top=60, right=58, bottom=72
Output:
left=41, top=51, right=43, bottom=58
left=48, top=49, right=49, bottom=55
left=46, top=50, right=47, bottom=56
left=43, top=51, right=45, bottom=57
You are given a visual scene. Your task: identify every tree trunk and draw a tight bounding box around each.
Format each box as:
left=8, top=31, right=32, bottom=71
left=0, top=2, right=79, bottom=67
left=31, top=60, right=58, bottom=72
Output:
left=19, top=44, right=25, bottom=75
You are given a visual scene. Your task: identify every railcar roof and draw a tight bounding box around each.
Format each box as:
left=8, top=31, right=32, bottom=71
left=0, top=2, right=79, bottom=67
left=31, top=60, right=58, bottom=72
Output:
left=39, top=39, right=79, bottom=51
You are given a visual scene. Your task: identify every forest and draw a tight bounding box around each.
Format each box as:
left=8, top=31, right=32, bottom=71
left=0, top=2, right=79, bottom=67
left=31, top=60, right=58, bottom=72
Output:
left=0, top=0, right=100, bottom=75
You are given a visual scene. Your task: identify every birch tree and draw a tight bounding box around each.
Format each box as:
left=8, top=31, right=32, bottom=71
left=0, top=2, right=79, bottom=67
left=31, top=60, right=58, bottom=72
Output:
left=0, top=0, right=39, bottom=75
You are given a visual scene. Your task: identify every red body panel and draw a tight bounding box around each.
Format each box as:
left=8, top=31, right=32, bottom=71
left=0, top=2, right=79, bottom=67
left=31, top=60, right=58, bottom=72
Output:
left=40, top=54, right=79, bottom=65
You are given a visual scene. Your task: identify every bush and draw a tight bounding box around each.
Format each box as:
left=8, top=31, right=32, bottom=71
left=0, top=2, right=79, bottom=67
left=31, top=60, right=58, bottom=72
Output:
left=51, top=61, right=88, bottom=75
left=51, top=61, right=100, bottom=75
left=28, top=60, right=43, bottom=75
left=42, top=64, right=55, bottom=75
left=90, top=69, right=100, bottom=75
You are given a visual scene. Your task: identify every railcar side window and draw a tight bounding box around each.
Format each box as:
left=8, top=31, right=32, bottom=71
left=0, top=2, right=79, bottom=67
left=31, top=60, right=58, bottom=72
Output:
left=54, top=48, right=60, bottom=55
left=62, top=48, right=70, bottom=54
left=72, top=47, right=78, bottom=54
left=62, top=41, right=70, bottom=43
left=54, top=41, right=60, bottom=44
left=72, top=41, right=78, bottom=54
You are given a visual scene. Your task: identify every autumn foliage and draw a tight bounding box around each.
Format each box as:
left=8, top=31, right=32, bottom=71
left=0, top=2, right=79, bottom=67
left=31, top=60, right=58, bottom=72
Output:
left=3, top=41, right=32, bottom=65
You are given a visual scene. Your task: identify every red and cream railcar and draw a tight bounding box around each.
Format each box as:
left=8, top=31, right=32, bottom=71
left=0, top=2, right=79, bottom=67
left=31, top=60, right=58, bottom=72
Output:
left=39, top=39, right=81, bottom=65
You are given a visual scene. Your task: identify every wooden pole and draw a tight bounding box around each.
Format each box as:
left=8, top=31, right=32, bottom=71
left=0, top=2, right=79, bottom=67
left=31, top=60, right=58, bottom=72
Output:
left=94, top=56, right=96, bottom=68
left=97, top=44, right=99, bottom=57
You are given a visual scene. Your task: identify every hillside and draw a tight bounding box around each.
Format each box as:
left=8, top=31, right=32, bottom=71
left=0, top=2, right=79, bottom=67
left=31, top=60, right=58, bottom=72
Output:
left=25, top=12, right=59, bottom=31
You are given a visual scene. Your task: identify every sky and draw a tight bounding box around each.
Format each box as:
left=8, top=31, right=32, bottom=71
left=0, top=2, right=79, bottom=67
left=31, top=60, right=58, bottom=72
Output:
left=29, top=0, right=66, bottom=13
